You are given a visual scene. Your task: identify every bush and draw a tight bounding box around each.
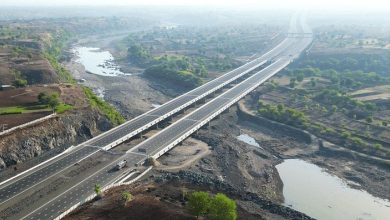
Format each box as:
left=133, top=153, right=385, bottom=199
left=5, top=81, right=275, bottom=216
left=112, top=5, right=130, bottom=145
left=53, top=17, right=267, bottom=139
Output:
left=13, top=79, right=27, bottom=88
left=366, top=116, right=373, bottom=123
left=289, top=78, right=296, bottom=88
left=373, top=143, right=382, bottom=150
left=121, top=191, right=133, bottom=206
left=94, top=184, right=102, bottom=196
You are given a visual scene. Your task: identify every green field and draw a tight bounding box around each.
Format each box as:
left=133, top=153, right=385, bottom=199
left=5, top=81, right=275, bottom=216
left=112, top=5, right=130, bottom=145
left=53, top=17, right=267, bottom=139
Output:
left=0, top=104, right=73, bottom=115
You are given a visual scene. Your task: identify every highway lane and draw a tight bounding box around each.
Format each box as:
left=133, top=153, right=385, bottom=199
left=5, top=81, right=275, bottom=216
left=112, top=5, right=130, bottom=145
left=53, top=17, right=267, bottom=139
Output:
left=21, top=153, right=146, bottom=220
left=0, top=15, right=303, bottom=206
left=20, top=28, right=312, bottom=220
left=132, top=59, right=292, bottom=158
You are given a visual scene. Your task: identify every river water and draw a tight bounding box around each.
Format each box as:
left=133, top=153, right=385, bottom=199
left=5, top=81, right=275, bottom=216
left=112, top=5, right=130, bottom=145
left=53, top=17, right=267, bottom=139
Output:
left=276, top=159, right=390, bottom=220
left=237, top=133, right=263, bottom=149
left=73, top=47, right=130, bottom=76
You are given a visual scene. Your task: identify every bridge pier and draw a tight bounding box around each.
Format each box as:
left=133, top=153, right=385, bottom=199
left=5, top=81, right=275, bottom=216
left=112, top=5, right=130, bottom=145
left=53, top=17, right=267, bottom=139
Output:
left=136, top=131, right=143, bottom=138
left=152, top=123, right=159, bottom=129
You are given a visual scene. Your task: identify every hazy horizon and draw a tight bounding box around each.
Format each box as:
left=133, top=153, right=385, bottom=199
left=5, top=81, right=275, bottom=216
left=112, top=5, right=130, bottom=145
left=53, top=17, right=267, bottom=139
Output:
left=1, top=0, right=390, bottom=11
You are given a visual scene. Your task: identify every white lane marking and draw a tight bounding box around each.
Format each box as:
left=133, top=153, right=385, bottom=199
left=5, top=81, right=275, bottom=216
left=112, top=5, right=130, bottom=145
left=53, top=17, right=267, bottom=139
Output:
left=216, top=97, right=233, bottom=101
left=126, top=151, right=148, bottom=157
left=0, top=145, right=85, bottom=189
left=21, top=156, right=129, bottom=220
left=0, top=148, right=100, bottom=206
left=183, top=118, right=201, bottom=122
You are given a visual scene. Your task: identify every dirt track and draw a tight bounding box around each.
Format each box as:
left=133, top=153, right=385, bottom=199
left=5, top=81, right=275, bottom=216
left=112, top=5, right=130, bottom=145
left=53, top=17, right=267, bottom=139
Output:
left=156, top=138, right=211, bottom=171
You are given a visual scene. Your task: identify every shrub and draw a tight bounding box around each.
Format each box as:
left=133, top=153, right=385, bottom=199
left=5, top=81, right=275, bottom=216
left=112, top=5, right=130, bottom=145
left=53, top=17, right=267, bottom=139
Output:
left=13, top=79, right=27, bottom=88
left=121, top=191, right=133, bottom=206
left=373, top=143, right=382, bottom=150
left=289, top=78, right=296, bottom=88
left=94, top=184, right=102, bottom=196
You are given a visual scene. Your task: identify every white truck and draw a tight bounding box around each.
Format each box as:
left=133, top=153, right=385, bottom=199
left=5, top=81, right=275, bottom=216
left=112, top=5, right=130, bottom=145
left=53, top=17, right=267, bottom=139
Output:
left=115, top=160, right=127, bottom=170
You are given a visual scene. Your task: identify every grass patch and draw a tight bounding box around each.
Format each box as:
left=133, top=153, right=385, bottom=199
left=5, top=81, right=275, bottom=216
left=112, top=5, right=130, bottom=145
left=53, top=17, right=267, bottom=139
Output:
left=0, top=105, right=50, bottom=114
left=0, top=110, right=22, bottom=115
left=55, top=103, right=73, bottom=114
left=0, top=104, right=73, bottom=115
left=82, top=86, right=125, bottom=126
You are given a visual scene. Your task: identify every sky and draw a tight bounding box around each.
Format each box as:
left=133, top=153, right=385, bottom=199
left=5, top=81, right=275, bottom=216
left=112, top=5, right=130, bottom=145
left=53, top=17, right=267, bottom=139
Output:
left=1, top=0, right=390, bottom=11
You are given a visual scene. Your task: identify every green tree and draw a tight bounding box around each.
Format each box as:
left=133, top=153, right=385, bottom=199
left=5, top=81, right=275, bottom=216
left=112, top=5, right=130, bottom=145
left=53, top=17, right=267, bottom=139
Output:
left=47, top=93, right=60, bottom=111
left=38, top=92, right=59, bottom=109
left=121, top=191, right=133, bottom=206
left=289, top=78, right=296, bottom=88
left=127, top=44, right=151, bottom=66
left=366, top=116, right=373, bottom=123
left=208, top=193, right=237, bottom=220
left=373, top=143, right=382, bottom=150
left=310, top=78, right=316, bottom=87
left=331, top=105, right=338, bottom=113
left=38, top=92, right=49, bottom=104
left=296, top=73, right=304, bottom=82
left=382, top=121, right=388, bottom=127
left=277, top=104, right=284, bottom=112
left=187, top=191, right=211, bottom=219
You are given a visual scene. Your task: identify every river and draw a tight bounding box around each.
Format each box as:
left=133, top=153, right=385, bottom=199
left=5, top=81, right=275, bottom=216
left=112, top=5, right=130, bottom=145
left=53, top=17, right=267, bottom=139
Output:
left=276, top=159, right=390, bottom=220
left=73, top=47, right=130, bottom=76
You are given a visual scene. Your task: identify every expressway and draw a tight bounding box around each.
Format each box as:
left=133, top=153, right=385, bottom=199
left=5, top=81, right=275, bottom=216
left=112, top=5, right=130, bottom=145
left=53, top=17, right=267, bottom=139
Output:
left=0, top=13, right=302, bottom=207
left=19, top=15, right=311, bottom=220
left=0, top=13, right=311, bottom=220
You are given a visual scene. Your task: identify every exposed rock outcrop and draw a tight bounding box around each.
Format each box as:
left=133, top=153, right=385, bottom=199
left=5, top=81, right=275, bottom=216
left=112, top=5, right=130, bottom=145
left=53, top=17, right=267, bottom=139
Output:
left=0, top=108, right=112, bottom=169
